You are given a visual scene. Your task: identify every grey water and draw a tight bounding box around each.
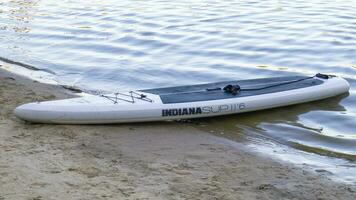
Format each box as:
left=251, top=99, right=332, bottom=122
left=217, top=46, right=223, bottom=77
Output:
left=1, top=0, right=355, bottom=182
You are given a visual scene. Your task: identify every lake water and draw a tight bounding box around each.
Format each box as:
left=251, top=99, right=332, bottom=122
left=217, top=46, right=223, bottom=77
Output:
left=1, top=0, right=355, bottom=182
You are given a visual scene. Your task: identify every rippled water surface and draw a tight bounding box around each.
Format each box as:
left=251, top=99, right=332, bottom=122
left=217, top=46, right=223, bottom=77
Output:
left=1, top=0, right=356, bottom=182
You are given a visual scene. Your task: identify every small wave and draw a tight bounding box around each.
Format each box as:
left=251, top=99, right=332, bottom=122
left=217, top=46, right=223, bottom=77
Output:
left=0, top=56, right=55, bottom=74
left=289, top=142, right=356, bottom=161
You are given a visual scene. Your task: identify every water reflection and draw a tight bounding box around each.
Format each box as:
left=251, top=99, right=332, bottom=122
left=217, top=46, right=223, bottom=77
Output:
left=0, top=0, right=38, bottom=58
left=195, top=93, right=355, bottom=160
left=2, top=0, right=37, bottom=33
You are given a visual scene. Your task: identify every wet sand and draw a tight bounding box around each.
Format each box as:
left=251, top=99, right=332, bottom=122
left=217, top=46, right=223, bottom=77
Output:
left=0, top=67, right=355, bottom=200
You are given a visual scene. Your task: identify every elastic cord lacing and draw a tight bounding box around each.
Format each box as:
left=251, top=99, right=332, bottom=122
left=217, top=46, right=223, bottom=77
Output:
left=101, top=91, right=153, bottom=104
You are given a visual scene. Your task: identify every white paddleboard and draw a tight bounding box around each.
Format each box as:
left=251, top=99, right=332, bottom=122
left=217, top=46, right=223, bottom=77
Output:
left=14, top=74, right=350, bottom=124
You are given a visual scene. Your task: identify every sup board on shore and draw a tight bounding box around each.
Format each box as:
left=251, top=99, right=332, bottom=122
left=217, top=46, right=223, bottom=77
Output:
left=14, top=73, right=350, bottom=124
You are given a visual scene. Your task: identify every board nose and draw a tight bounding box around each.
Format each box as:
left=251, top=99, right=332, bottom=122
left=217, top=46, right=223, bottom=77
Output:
left=14, top=103, right=42, bottom=122
left=14, top=103, right=31, bottom=121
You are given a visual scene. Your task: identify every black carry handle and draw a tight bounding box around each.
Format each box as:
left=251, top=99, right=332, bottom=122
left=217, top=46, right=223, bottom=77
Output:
left=223, top=84, right=241, bottom=95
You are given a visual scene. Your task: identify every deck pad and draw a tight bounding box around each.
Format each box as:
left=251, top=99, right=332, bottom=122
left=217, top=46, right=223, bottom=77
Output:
left=141, top=76, right=323, bottom=104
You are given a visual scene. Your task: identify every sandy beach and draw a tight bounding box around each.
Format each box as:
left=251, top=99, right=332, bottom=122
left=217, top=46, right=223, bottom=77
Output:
left=0, top=67, right=355, bottom=200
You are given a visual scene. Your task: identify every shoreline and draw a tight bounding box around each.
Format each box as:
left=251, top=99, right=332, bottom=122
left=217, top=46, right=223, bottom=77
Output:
left=1, top=67, right=355, bottom=199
